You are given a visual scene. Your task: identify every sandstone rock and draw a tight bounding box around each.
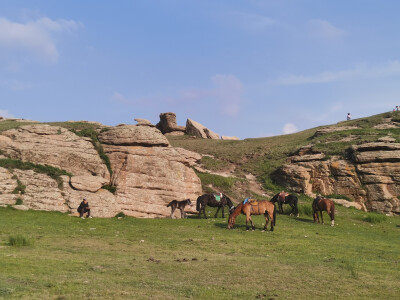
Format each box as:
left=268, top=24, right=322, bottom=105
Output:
left=313, top=126, right=359, bottom=137
left=70, top=175, right=109, bottom=192
left=98, top=125, right=169, bottom=147
left=0, top=125, right=109, bottom=179
left=290, top=154, right=325, bottom=163
left=156, top=112, right=186, bottom=134
left=378, top=136, right=396, bottom=143
left=174, top=148, right=202, bottom=167
left=134, top=118, right=154, bottom=127
left=186, top=119, right=219, bottom=139
left=104, top=145, right=202, bottom=218
left=13, top=205, right=29, bottom=211
left=330, top=198, right=364, bottom=210
left=221, top=136, right=240, bottom=140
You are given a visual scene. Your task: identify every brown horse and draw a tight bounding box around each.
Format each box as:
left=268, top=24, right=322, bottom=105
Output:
left=312, top=197, right=335, bottom=226
left=167, top=199, right=192, bottom=219
left=227, top=199, right=276, bottom=231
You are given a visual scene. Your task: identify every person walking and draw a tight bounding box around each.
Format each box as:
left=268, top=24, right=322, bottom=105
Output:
left=347, top=113, right=352, bottom=121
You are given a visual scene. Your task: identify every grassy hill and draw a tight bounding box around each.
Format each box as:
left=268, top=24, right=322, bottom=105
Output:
left=168, top=111, right=400, bottom=199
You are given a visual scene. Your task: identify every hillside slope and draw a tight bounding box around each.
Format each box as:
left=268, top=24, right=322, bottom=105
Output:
left=169, top=111, right=400, bottom=215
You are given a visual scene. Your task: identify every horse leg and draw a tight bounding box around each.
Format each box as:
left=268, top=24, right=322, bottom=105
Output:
left=203, top=205, right=207, bottom=219
left=170, top=207, right=175, bottom=219
left=249, top=216, right=255, bottom=231
left=221, top=206, right=225, bottom=218
left=329, top=208, right=335, bottom=226
left=180, top=207, right=185, bottom=219
left=289, top=203, right=295, bottom=216
left=313, top=210, right=318, bottom=223
left=279, top=202, right=283, bottom=214
left=263, top=212, right=269, bottom=231
left=215, top=206, right=220, bottom=218
left=320, top=211, right=324, bottom=224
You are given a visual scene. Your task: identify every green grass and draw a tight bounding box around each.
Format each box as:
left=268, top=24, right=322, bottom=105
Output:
left=195, top=172, right=243, bottom=196
left=326, top=194, right=353, bottom=202
left=0, top=206, right=399, bottom=299
left=8, top=234, right=33, bottom=247
left=363, top=212, right=388, bottom=224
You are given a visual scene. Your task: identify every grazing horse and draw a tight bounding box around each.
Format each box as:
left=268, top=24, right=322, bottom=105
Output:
left=312, top=197, right=335, bottom=226
left=196, top=193, right=234, bottom=218
left=167, top=199, right=192, bottom=219
left=270, top=192, right=299, bottom=217
left=227, top=199, right=276, bottom=231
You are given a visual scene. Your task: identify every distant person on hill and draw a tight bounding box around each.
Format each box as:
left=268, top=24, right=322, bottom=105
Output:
left=77, top=198, right=92, bottom=219
left=396, top=106, right=399, bottom=111
left=347, top=113, right=352, bottom=121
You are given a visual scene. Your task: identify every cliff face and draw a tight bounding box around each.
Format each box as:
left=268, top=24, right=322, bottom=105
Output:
left=273, top=142, right=400, bottom=215
left=0, top=123, right=202, bottom=218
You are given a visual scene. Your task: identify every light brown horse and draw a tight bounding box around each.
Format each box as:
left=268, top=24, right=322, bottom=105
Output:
left=227, top=200, right=276, bottom=231
left=312, top=197, right=335, bottom=226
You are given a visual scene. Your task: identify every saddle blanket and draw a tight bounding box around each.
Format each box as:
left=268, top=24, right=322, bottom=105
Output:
left=243, top=198, right=258, bottom=205
left=214, top=194, right=221, bottom=201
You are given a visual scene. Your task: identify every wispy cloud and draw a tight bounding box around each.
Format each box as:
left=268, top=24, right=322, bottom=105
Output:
left=0, top=109, right=14, bottom=118
left=308, top=19, right=346, bottom=40
left=283, top=123, right=298, bottom=134
left=113, top=74, right=245, bottom=117
left=0, top=16, right=83, bottom=62
left=272, top=61, right=400, bottom=86
left=229, top=11, right=277, bottom=34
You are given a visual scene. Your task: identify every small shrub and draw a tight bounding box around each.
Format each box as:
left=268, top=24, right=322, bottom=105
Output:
left=115, top=212, right=126, bottom=218
left=196, top=172, right=239, bottom=190
left=11, top=175, right=26, bottom=195
left=8, top=235, right=33, bottom=247
left=102, top=185, right=117, bottom=194
left=15, top=198, right=23, bottom=205
left=363, top=213, right=387, bottom=224
left=298, top=204, right=313, bottom=216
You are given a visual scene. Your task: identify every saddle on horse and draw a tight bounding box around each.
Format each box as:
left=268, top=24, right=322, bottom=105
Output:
left=278, top=191, right=289, bottom=203
left=214, top=193, right=223, bottom=202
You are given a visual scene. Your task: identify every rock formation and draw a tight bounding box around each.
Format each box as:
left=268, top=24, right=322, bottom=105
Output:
left=273, top=142, right=400, bottom=215
left=186, top=118, right=220, bottom=139
left=0, top=123, right=202, bottom=218
left=221, top=136, right=240, bottom=141
left=156, top=112, right=186, bottom=134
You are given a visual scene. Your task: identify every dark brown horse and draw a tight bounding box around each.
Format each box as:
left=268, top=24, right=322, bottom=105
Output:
left=167, top=199, right=192, bottom=219
left=227, top=199, right=276, bottom=231
left=196, top=193, right=234, bottom=218
left=312, top=197, right=335, bottom=226
left=270, top=192, right=299, bottom=217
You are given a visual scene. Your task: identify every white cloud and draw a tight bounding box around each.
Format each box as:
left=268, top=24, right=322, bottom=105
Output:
left=273, top=61, right=400, bottom=86
left=0, top=109, right=14, bottom=118
left=308, top=19, right=346, bottom=40
left=283, top=123, right=298, bottom=134
left=0, top=17, right=83, bottom=62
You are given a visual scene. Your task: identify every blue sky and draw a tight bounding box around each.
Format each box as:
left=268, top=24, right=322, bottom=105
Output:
left=1, top=0, right=400, bottom=139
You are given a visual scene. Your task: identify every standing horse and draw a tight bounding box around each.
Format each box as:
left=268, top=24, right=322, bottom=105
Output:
left=196, top=193, right=234, bottom=218
left=312, top=197, right=335, bottom=226
left=227, top=200, right=276, bottom=231
left=270, top=192, right=299, bottom=217
left=167, top=199, right=192, bottom=219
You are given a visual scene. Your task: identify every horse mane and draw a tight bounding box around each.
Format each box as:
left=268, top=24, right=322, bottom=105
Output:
left=230, top=202, right=243, bottom=218
left=270, top=193, right=279, bottom=202
left=224, top=194, right=234, bottom=208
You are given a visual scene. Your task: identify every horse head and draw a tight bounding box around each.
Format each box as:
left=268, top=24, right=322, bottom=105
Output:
left=223, top=194, right=235, bottom=211
left=227, top=212, right=236, bottom=229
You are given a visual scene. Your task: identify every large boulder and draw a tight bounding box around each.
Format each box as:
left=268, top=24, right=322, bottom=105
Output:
left=186, top=119, right=220, bottom=139
left=98, top=125, right=169, bottom=147
left=156, top=112, right=186, bottom=134
left=104, top=145, right=202, bottom=218
left=0, top=125, right=109, bottom=179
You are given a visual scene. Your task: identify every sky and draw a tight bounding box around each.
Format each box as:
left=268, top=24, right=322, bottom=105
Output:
left=1, top=0, right=400, bottom=139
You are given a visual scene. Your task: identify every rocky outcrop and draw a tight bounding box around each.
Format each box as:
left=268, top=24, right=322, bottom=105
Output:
left=134, top=118, right=154, bottom=127
left=221, top=136, right=240, bottom=141
left=273, top=142, right=400, bottom=215
left=0, top=123, right=202, bottom=218
left=0, top=125, right=109, bottom=178
left=186, top=119, right=220, bottom=139
left=98, top=125, right=169, bottom=147
left=156, top=112, right=186, bottom=134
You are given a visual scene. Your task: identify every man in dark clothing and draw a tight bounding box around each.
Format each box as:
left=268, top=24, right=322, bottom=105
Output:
left=77, top=198, right=91, bottom=219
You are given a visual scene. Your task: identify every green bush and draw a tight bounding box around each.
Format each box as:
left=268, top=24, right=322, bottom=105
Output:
left=115, top=212, right=126, bottom=218
left=363, top=213, right=387, bottom=224
left=11, top=175, right=26, bottom=195
left=8, top=235, right=33, bottom=247
left=15, top=198, right=23, bottom=205
left=102, top=185, right=117, bottom=194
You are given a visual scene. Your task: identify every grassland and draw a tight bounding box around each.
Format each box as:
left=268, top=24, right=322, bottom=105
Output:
left=1, top=203, right=399, bottom=299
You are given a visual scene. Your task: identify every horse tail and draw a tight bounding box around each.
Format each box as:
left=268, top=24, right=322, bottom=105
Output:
left=196, top=196, right=201, bottom=211
left=167, top=201, right=172, bottom=207
left=273, top=203, right=276, bottom=226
